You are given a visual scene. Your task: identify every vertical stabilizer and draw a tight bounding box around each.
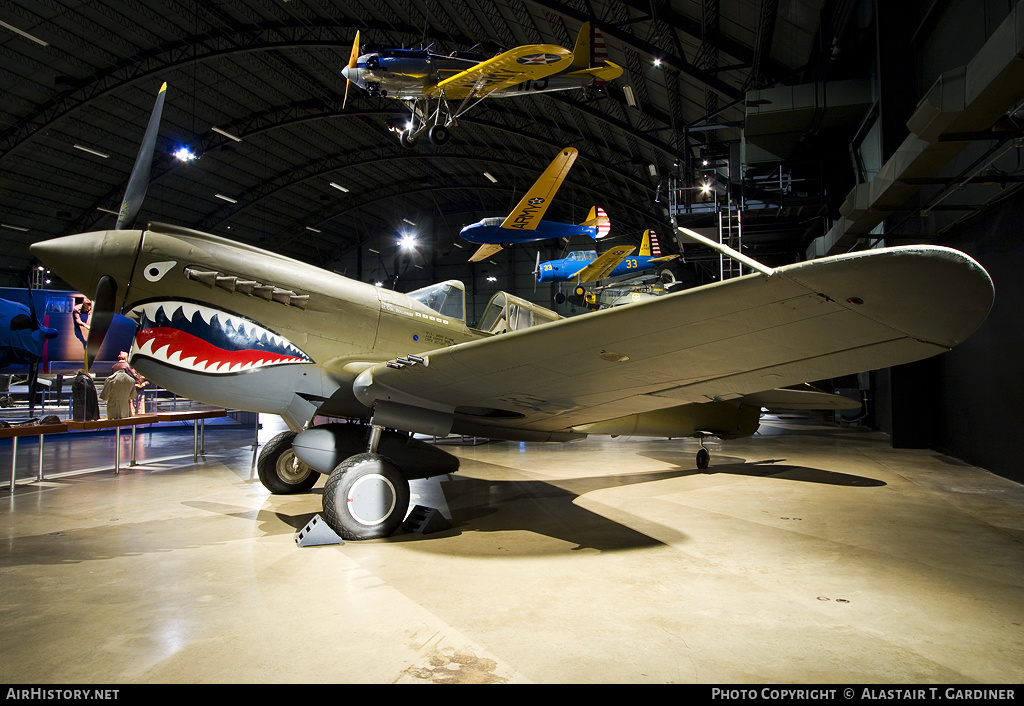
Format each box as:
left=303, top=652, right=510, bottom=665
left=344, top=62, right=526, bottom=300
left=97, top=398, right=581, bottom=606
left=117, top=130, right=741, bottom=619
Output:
left=569, top=22, right=592, bottom=70
left=640, top=229, right=662, bottom=257
left=579, top=207, right=610, bottom=239
left=592, top=26, right=609, bottom=87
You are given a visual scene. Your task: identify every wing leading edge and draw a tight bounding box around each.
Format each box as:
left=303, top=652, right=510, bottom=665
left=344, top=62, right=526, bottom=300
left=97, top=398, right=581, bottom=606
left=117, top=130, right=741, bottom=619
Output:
left=354, top=245, right=993, bottom=435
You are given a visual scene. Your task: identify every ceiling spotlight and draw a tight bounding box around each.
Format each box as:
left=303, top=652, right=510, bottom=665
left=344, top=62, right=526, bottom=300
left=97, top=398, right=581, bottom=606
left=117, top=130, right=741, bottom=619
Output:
left=700, top=181, right=712, bottom=195
left=398, top=233, right=417, bottom=250
left=486, top=276, right=497, bottom=282
left=174, top=146, right=196, bottom=162
left=653, top=57, right=662, bottom=67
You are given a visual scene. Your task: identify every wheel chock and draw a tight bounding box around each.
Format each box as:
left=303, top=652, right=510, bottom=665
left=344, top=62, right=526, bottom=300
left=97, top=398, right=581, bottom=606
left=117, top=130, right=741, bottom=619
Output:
left=401, top=505, right=452, bottom=535
left=295, top=514, right=344, bottom=547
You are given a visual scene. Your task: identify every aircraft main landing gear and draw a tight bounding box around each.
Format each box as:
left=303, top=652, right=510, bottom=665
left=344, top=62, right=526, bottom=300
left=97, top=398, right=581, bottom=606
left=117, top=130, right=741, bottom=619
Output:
left=427, top=124, right=450, bottom=145
left=257, top=430, right=320, bottom=493
left=322, top=452, right=410, bottom=540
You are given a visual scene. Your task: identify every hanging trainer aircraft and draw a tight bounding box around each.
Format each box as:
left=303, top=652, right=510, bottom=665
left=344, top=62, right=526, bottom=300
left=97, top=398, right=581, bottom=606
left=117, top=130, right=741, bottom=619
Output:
left=535, top=229, right=679, bottom=284
left=459, top=147, right=610, bottom=262
left=340, top=22, right=623, bottom=147
left=31, top=83, right=995, bottom=542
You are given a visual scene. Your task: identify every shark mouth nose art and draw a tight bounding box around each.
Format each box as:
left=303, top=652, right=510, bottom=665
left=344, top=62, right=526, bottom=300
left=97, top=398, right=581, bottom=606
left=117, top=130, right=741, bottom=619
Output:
left=127, top=300, right=312, bottom=374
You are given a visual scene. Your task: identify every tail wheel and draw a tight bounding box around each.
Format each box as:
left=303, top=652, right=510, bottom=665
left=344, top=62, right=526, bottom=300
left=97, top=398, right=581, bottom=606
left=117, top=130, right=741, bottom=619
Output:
left=257, top=431, right=320, bottom=494
left=322, top=453, right=410, bottom=540
left=696, top=447, right=710, bottom=470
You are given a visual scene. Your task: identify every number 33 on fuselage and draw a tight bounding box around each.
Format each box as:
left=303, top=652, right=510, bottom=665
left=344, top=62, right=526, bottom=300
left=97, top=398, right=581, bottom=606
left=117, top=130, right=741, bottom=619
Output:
left=340, top=22, right=623, bottom=147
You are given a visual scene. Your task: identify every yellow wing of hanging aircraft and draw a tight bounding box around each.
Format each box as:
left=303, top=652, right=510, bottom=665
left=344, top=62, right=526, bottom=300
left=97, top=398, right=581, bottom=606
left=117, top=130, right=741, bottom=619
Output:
left=465, top=147, right=580, bottom=263
left=499, top=147, right=578, bottom=231
left=573, top=245, right=636, bottom=283
left=427, top=45, right=573, bottom=100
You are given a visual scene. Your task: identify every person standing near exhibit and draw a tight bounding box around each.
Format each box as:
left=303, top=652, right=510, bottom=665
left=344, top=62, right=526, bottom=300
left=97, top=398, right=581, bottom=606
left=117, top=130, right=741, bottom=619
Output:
left=112, top=351, right=147, bottom=414
left=99, top=369, right=136, bottom=420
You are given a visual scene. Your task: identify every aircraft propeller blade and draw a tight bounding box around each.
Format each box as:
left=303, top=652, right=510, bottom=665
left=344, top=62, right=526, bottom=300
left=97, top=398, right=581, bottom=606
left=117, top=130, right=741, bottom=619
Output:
left=342, top=31, right=360, bottom=109
left=116, top=82, right=167, bottom=231
left=533, top=251, right=541, bottom=292
left=84, top=276, right=117, bottom=372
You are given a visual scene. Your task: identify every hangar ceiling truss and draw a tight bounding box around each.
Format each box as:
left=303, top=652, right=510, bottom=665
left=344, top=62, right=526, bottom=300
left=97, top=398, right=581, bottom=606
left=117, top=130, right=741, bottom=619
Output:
left=1, top=0, right=828, bottom=281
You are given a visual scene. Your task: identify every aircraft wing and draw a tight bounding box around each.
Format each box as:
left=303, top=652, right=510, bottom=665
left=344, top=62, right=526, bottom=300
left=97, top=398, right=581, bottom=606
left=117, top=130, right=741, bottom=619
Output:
left=468, top=242, right=505, bottom=263
left=427, top=45, right=573, bottom=100
left=574, top=245, right=636, bottom=283
left=500, top=148, right=578, bottom=231
left=352, top=246, right=992, bottom=436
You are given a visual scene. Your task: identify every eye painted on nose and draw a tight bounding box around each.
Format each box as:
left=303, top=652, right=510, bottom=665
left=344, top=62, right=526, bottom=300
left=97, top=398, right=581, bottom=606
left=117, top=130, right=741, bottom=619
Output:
left=144, top=260, right=178, bottom=282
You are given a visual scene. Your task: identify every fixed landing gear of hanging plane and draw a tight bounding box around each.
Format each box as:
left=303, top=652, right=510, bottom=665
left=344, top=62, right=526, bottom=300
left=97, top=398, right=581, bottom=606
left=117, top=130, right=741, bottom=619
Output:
left=427, top=124, right=450, bottom=145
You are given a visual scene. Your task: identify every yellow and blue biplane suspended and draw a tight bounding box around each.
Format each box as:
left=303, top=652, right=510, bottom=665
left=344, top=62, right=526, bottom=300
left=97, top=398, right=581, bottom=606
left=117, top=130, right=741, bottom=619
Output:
left=340, top=23, right=623, bottom=147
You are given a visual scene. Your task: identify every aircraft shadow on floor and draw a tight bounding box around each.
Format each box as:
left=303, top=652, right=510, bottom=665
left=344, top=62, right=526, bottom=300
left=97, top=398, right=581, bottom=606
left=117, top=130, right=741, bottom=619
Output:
left=638, top=453, right=888, bottom=488
left=251, top=455, right=888, bottom=555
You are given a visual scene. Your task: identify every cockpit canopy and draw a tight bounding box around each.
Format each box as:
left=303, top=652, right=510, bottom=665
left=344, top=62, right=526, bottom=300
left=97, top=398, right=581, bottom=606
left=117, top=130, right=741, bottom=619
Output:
left=477, top=291, right=561, bottom=334
left=406, top=280, right=466, bottom=321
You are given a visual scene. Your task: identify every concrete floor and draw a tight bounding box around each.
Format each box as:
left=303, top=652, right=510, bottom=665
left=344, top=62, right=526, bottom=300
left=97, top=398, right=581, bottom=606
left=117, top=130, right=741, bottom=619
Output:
left=1, top=414, right=1022, bottom=684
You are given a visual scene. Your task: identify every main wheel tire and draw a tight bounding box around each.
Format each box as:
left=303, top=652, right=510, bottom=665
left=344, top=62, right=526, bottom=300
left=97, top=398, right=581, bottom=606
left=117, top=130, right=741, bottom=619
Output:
left=257, top=431, right=320, bottom=494
left=322, top=453, right=410, bottom=540
left=428, top=124, right=450, bottom=145
left=399, top=130, right=419, bottom=149
left=696, top=447, right=711, bottom=470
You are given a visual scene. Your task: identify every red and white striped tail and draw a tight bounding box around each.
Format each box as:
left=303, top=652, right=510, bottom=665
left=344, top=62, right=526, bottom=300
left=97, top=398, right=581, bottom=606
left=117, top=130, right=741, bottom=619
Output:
left=592, top=27, right=609, bottom=87
left=649, top=230, right=661, bottom=257
left=596, top=207, right=610, bottom=238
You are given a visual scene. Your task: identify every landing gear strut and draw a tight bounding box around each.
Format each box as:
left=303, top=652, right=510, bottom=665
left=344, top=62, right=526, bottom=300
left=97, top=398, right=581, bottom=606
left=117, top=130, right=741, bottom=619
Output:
left=321, top=423, right=411, bottom=540
left=696, top=434, right=711, bottom=470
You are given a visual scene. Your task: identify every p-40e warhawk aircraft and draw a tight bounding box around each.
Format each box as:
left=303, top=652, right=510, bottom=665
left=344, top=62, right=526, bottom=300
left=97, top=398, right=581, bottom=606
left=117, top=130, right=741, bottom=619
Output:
left=341, top=22, right=623, bottom=147
left=459, top=147, right=610, bottom=262
left=535, top=229, right=679, bottom=284
left=31, top=85, right=995, bottom=542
